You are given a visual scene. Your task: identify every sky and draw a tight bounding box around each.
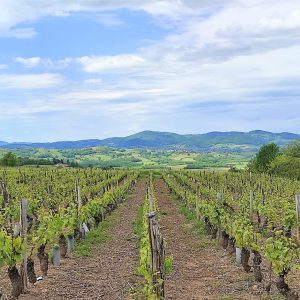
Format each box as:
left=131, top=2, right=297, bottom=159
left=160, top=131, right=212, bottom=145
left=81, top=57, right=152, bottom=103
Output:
left=0, top=0, right=300, bottom=142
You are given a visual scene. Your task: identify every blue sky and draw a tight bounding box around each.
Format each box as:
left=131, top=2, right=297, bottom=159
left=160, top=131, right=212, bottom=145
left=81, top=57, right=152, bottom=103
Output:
left=0, top=0, right=300, bottom=142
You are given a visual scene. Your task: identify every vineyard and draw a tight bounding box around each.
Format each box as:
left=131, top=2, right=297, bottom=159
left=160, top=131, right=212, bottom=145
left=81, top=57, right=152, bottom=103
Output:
left=0, top=167, right=299, bottom=299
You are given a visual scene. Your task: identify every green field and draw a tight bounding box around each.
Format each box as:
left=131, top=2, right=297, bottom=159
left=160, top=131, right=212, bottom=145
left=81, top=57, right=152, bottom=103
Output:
left=0, top=147, right=251, bottom=169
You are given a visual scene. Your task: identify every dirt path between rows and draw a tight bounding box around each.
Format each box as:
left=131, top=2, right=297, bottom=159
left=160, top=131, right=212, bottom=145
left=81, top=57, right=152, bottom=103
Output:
left=16, top=179, right=146, bottom=300
left=154, top=178, right=285, bottom=300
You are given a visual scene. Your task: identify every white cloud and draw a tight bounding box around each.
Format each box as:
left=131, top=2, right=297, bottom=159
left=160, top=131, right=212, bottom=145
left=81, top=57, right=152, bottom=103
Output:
left=15, top=54, right=146, bottom=73
left=0, top=73, right=64, bottom=89
left=10, top=1, right=300, bottom=73
left=77, top=55, right=146, bottom=73
left=259, top=10, right=300, bottom=30
left=0, top=86, right=169, bottom=120
left=0, top=0, right=299, bottom=43
left=1, top=0, right=300, bottom=137
left=15, top=57, right=42, bottom=68
left=142, top=1, right=300, bottom=67
left=15, top=57, right=72, bottom=69
left=57, top=87, right=169, bottom=104
left=0, top=0, right=227, bottom=38
left=84, top=78, right=102, bottom=84
left=7, top=1, right=300, bottom=103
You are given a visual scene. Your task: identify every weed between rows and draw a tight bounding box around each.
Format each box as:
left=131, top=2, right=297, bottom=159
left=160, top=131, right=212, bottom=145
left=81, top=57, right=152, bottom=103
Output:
left=74, top=218, right=115, bottom=257
left=176, top=198, right=206, bottom=237
left=73, top=191, right=133, bottom=257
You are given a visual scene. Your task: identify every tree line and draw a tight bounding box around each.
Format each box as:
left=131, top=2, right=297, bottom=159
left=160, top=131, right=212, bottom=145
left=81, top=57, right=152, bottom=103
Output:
left=248, top=140, right=300, bottom=180
left=0, top=152, right=79, bottom=167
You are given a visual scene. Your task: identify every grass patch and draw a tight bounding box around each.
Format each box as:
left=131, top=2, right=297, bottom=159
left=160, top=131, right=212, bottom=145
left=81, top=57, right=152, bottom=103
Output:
left=133, top=204, right=144, bottom=238
left=195, top=218, right=206, bottom=236
left=177, top=201, right=206, bottom=236
left=165, top=255, right=174, bottom=274
left=130, top=203, right=153, bottom=298
left=74, top=216, right=117, bottom=257
left=179, top=204, right=194, bottom=221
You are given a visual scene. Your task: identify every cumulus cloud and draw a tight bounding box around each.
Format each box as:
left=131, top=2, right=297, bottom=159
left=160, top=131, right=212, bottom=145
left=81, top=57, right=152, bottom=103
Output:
left=15, top=57, right=42, bottom=68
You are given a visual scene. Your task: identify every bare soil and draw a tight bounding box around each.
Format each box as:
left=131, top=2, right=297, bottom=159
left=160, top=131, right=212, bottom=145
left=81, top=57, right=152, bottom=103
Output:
left=0, top=179, right=146, bottom=300
left=153, top=178, right=299, bottom=300
left=1, top=177, right=299, bottom=300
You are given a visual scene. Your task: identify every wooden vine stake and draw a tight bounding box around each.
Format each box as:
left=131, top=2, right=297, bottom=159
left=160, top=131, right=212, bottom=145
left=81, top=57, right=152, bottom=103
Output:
left=75, top=178, right=84, bottom=237
left=195, top=186, right=200, bottom=220
left=217, top=192, right=222, bottom=241
left=147, top=212, right=165, bottom=299
left=147, top=187, right=153, bottom=211
left=296, top=195, right=300, bottom=245
left=20, top=199, right=28, bottom=292
left=249, top=190, right=254, bottom=223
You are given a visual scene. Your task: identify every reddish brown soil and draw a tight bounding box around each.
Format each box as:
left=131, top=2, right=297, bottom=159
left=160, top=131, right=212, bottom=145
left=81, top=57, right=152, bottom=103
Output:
left=0, top=179, right=146, bottom=300
left=153, top=179, right=300, bottom=300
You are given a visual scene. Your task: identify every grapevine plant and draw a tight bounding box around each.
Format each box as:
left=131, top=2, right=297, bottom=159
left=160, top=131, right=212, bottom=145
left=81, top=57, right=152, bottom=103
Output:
left=0, top=167, right=139, bottom=298
left=163, top=169, right=300, bottom=295
left=265, top=230, right=300, bottom=295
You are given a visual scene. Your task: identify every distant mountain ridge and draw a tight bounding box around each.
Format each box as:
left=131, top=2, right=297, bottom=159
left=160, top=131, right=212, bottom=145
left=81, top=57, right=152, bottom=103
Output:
left=0, top=130, right=299, bottom=152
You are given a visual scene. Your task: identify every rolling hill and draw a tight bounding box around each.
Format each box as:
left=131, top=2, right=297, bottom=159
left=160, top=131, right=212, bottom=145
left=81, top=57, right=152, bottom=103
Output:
left=0, top=130, right=299, bottom=152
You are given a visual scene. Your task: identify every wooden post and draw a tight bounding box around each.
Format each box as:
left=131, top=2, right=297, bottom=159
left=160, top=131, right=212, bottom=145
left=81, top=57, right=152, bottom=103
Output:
left=196, top=186, right=200, bottom=220
left=250, top=190, right=253, bottom=223
left=148, top=213, right=155, bottom=285
left=20, top=199, right=28, bottom=291
left=75, top=178, right=84, bottom=237
left=148, top=212, right=165, bottom=298
left=296, top=195, right=300, bottom=245
left=217, top=192, right=222, bottom=241
left=147, top=187, right=153, bottom=211
left=1, top=180, right=8, bottom=209
left=261, top=188, right=265, bottom=206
